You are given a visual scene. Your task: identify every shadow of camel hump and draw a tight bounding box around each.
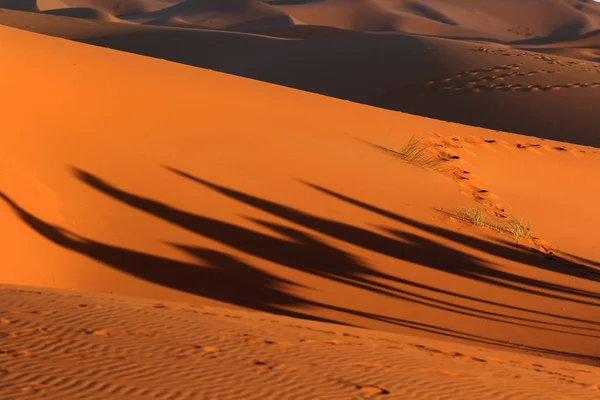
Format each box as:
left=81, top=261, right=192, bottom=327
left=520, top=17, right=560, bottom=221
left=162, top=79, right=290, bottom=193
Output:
left=0, top=191, right=330, bottom=321
left=164, top=167, right=600, bottom=302
left=1, top=166, right=600, bottom=364
left=302, top=181, right=600, bottom=280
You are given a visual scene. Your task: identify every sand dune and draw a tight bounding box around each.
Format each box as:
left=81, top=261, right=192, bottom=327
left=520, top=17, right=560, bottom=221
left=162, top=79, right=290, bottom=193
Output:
left=1, top=2, right=599, bottom=398
left=119, top=0, right=294, bottom=30
left=11, top=0, right=599, bottom=41
left=41, top=7, right=129, bottom=21
left=41, top=0, right=179, bottom=15
left=1, top=6, right=599, bottom=146
left=4, top=0, right=600, bottom=39
left=2, top=284, right=599, bottom=399
left=1, top=24, right=599, bottom=367
left=518, top=30, right=600, bottom=61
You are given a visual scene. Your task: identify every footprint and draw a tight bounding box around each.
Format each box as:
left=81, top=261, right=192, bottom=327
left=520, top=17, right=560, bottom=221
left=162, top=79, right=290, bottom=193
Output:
left=357, top=385, right=390, bottom=395
left=78, top=304, right=104, bottom=310
left=252, top=360, right=284, bottom=371
left=82, top=329, right=111, bottom=337
left=29, top=310, right=57, bottom=315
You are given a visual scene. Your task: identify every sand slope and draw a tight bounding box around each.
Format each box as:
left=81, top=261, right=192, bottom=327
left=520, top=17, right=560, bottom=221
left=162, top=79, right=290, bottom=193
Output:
left=119, top=0, right=295, bottom=30
left=2, top=0, right=599, bottom=40
left=2, top=284, right=599, bottom=399
left=1, top=23, right=599, bottom=374
left=1, top=8, right=599, bottom=146
left=518, top=30, right=600, bottom=62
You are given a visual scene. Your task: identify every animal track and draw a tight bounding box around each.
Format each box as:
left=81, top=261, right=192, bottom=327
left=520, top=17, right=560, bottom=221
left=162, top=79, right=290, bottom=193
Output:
left=251, top=359, right=285, bottom=371
left=338, top=380, right=391, bottom=395
left=422, top=132, right=592, bottom=258
left=410, top=343, right=488, bottom=363
left=472, top=47, right=528, bottom=57
left=424, top=58, right=599, bottom=93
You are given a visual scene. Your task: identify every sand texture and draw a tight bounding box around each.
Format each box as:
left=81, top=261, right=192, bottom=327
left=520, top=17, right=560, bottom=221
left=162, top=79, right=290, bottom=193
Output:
left=2, top=284, right=600, bottom=399
left=1, top=1, right=599, bottom=399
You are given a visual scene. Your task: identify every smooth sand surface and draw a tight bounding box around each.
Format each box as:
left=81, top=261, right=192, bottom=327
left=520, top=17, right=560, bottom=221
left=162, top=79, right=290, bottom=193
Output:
left=2, top=284, right=599, bottom=399
left=0, top=2, right=599, bottom=398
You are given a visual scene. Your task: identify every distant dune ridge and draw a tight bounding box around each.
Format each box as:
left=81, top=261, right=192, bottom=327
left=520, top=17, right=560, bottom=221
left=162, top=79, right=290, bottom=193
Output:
left=0, top=0, right=599, bottom=145
left=1, top=2, right=600, bottom=399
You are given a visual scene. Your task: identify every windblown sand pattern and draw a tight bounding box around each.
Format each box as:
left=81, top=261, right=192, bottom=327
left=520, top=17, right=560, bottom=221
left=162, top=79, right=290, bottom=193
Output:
left=1, top=2, right=599, bottom=399
left=2, top=285, right=599, bottom=399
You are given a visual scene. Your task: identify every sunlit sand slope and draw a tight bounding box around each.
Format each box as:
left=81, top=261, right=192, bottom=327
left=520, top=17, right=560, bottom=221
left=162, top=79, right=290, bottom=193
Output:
left=0, top=23, right=599, bottom=369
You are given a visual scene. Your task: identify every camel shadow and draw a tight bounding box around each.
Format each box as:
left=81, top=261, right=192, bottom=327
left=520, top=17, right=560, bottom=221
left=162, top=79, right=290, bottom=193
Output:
left=1, top=166, right=599, bottom=364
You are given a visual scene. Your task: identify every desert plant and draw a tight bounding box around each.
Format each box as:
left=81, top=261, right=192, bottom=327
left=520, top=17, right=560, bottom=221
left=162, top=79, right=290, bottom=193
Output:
left=396, top=135, right=443, bottom=170
left=523, top=221, right=532, bottom=240
left=446, top=207, right=532, bottom=244
left=490, top=220, right=509, bottom=234
left=455, top=206, right=486, bottom=227
left=510, top=217, right=522, bottom=244
left=467, top=207, right=486, bottom=227
left=509, top=217, right=532, bottom=245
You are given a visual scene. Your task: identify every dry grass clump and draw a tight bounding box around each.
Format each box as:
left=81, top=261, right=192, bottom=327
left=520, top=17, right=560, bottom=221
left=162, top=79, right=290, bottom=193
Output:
left=361, top=135, right=444, bottom=170
left=453, top=206, right=532, bottom=244
left=396, top=135, right=444, bottom=170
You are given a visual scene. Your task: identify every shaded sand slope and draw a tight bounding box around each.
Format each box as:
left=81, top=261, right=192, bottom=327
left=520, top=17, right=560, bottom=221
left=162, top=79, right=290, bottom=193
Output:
left=8, top=0, right=599, bottom=41
left=41, top=7, right=130, bottom=22
left=1, top=10, right=599, bottom=146
left=38, top=0, right=181, bottom=15
left=119, top=0, right=295, bottom=30
left=1, top=25, right=600, bottom=367
left=273, top=0, right=600, bottom=40
left=2, top=284, right=600, bottom=399
left=518, top=30, right=600, bottom=62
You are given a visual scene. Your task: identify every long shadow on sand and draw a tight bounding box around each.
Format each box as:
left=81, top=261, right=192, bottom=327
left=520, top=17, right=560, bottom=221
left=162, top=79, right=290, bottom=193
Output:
left=1, top=167, right=600, bottom=363
left=167, top=168, right=600, bottom=298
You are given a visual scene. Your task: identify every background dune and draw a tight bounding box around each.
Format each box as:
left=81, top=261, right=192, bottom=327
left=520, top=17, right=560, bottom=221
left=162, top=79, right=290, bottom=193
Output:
left=0, top=1, right=599, bottom=146
left=119, top=0, right=295, bottom=30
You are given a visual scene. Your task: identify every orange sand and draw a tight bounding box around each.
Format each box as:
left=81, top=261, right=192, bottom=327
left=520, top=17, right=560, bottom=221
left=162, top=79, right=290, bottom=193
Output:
left=1, top=1, right=599, bottom=398
left=2, top=284, right=599, bottom=399
left=0, top=5, right=599, bottom=145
